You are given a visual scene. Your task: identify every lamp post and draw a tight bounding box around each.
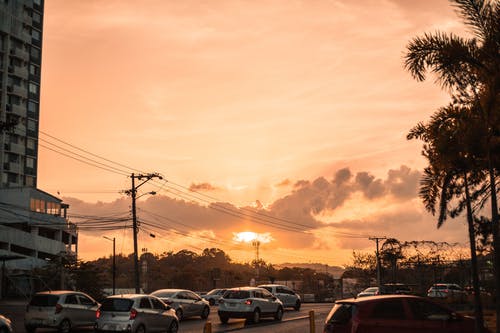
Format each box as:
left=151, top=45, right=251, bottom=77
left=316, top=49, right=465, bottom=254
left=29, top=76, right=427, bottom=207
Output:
left=103, top=236, right=116, bottom=295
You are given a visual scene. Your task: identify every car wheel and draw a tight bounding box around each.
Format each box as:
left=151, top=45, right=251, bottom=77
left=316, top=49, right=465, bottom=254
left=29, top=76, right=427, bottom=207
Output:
left=167, top=321, right=178, bottom=333
left=209, top=298, right=215, bottom=306
left=25, top=326, right=36, bottom=333
left=135, top=324, right=146, bottom=333
left=58, top=319, right=71, bottom=333
left=249, top=309, right=260, bottom=324
left=219, top=315, right=229, bottom=324
left=201, top=306, right=210, bottom=319
left=175, top=308, right=183, bottom=321
left=274, top=306, right=283, bottom=321
left=294, top=300, right=301, bottom=311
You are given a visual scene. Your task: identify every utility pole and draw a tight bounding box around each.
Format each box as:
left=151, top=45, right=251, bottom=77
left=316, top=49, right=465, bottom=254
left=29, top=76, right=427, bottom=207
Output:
left=126, top=172, right=162, bottom=293
left=369, top=236, right=386, bottom=288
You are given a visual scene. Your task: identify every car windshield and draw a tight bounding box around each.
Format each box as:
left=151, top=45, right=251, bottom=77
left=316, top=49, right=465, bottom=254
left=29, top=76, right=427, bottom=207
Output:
left=29, top=295, right=59, bottom=306
left=224, top=290, right=250, bottom=299
left=260, top=287, right=272, bottom=292
left=101, top=299, right=134, bottom=312
left=364, top=288, right=378, bottom=292
left=432, top=285, right=448, bottom=290
left=206, top=289, right=220, bottom=295
left=151, top=291, right=176, bottom=298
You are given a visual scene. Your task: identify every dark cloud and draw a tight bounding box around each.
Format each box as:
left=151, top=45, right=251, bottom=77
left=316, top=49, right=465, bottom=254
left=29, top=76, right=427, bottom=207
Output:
left=189, top=182, right=218, bottom=191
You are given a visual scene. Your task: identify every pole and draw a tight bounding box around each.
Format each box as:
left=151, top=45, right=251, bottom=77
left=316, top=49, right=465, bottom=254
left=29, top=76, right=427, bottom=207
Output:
left=369, top=237, right=386, bottom=287
left=131, top=174, right=140, bottom=293
left=112, top=237, right=116, bottom=295
left=127, top=172, right=162, bottom=294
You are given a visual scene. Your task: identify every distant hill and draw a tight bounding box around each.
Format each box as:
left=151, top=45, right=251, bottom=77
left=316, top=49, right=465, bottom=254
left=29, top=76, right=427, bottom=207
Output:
left=274, top=263, right=345, bottom=278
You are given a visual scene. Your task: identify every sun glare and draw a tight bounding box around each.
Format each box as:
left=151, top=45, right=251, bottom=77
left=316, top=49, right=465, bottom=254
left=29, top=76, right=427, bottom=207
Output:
left=233, top=231, right=273, bottom=243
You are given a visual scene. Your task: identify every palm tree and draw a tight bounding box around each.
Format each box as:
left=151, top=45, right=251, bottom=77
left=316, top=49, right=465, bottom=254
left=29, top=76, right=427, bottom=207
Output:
left=404, top=1, right=499, bottom=330
left=408, top=104, right=487, bottom=332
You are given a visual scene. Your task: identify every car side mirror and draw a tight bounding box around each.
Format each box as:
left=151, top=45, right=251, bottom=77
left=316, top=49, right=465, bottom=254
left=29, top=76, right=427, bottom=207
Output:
left=272, top=296, right=277, bottom=301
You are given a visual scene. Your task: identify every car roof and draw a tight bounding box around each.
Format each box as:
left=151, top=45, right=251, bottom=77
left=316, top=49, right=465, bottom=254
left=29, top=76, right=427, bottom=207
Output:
left=227, top=286, right=264, bottom=291
left=106, top=294, right=148, bottom=299
left=338, top=294, right=423, bottom=304
left=151, top=289, right=187, bottom=293
left=257, top=284, right=289, bottom=288
left=35, top=290, right=83, bottom=296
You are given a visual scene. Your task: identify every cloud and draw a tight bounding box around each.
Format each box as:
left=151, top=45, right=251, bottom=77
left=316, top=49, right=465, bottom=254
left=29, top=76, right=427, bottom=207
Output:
left=189, top=182, right=218, bottom=191
left=64, top=164, right=470, bottom=263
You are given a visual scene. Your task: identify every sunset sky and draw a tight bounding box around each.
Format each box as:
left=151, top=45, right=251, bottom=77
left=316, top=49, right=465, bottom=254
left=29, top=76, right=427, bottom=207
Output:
left=36, top=0, right=473, bottom=266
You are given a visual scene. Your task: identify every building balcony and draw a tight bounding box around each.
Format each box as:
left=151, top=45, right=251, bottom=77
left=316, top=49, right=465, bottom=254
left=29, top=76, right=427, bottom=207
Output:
left=8, top=65, right=29, bottom=78
left=7, top=85, right=28, bottom=98
left=7, top=103, right=27, bottom=117
left=9, top=48, right=29, bottom=61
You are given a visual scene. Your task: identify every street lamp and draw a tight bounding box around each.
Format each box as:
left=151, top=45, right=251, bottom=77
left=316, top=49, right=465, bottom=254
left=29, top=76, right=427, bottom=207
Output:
left=103, top=236, right=116, bottom=295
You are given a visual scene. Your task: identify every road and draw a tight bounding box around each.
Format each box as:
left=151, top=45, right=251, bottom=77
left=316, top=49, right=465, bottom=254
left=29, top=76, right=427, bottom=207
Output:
left=0, top=301, right=333, bottom=333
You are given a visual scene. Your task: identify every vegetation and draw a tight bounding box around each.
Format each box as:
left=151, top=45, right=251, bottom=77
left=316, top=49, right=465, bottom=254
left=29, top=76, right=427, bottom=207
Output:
left=404, top=0, right=499, bottom=331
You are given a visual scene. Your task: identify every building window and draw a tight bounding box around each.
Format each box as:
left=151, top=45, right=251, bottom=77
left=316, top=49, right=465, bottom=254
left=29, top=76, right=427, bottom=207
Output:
left=30, top=198, right=45, bottom=213
left=28, top=101, right=39, bottom=113
left=25, top=176, right=35, bottom=187
left=29, top=64, right=40, bottom=77
left=31, top=29, right=41, bottom=41
left=27, top=119, right=37, bottom=131
left=30, top=47, right=40, bottom=61
left=26, top=157, right=34, bottom=168
left=29, top=82, right=39, bottom=95
left=32, top=12, right=41, bottom=24
left=27, top=138, right=35, bottom=150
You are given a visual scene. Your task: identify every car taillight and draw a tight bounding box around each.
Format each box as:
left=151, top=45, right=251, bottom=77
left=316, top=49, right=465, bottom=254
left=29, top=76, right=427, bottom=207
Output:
left=96, top=309, right=101, bottom=319
left=244, top=300, right=253, bottom=305
left=55, top=304, right=63, bottom=314
left=375, top=291, right=379, bottom=295
left=444, top=289, right=449, bottom=293
left=130, top=308, right=138, bottom=320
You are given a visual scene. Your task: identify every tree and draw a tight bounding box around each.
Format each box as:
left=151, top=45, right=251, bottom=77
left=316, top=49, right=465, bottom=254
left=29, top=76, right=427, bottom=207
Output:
left=404, top=1, right=499, bottom=331
left=408, top=104, right=487, bottom=331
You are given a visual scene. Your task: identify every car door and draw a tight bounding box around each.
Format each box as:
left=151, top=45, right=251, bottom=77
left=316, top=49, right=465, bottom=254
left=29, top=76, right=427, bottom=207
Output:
left=150, top=297, right=172, bottom=329
left=186, top=291, right=205, bottom=316
left=62, top=294, right=82, bottom=326
left=76, top=294, right=98, bottom=326
left=363, top=299, right=413, bottom=333
left=138, top=297, right=157, bottom=331
left=176, top=291, right=194, bottom=317
left=260, top=289, right=278, bottom=314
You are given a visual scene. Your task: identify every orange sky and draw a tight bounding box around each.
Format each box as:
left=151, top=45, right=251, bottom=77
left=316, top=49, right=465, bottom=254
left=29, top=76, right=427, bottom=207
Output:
left=36, top=0, right=472, bottom=266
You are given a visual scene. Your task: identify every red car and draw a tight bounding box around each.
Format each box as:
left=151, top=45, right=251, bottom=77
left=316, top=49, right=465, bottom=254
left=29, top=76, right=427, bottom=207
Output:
left=323, top=295, right=486, bottom=333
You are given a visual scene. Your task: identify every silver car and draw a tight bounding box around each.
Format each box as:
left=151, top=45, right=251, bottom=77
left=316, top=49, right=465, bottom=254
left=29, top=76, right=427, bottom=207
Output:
left=258, top=284, right=301, bottom=310
left=201, top=289, right=227, bottom=306
left=24, top=290, right=99, bottom=333
left=95, top=294, right=178, bottom=333
left=0, top=314, right=13, bottom=333
left=218, top=287, right=284, bottom=324
left=150, top=289, right=210, bottom=321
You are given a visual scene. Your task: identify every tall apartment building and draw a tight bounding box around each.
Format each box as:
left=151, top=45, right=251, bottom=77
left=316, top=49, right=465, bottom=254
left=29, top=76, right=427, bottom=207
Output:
left=0, top=0, right=77, bottom=296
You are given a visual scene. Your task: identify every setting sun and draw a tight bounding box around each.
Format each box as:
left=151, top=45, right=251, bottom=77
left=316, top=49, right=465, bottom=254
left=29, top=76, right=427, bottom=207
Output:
left=233, top=232, right=273, bottom=244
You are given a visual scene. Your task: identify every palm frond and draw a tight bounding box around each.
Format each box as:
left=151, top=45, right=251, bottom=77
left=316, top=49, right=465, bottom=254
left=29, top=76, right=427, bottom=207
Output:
left=451, top=0, right=491, bottom=41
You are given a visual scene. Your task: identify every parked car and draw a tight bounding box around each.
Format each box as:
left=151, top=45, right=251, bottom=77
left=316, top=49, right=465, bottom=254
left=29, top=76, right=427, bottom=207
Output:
left=150, top=289, right=210, bottom=320
left=258, top=284, right=301, bottom=310
left=0, top=314, right=13, bottom=333
left=218, top=287, right=284, bottom=324
left=201, top=289, right=227, bottom=306
left=24, top=290, right=99, bottom=333
left=357, top=287, right=381, bottom=298
left=427, top=283, right=467, bottom=303
left=95, top=294, right=178, bottom=333
left=323, top=295, right=484, bottom=333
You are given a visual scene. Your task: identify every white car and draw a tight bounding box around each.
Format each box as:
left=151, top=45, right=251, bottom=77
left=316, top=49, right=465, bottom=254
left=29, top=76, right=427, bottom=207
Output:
left=95, top=294, right=179, bottom=333
left=258, top=284, right=301, bottom=310
left=427, top=283, right=467, bottom=303
left=150, top=289, right=210, bottom=320
left=25, top=290, right=99, bottom=333
left=201, top=288, right=227, bottom=306
left=218, top=287, right=284, bottom=324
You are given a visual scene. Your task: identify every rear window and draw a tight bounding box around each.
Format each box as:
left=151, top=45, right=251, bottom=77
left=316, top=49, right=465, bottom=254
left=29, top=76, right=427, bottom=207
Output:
left=326, top=304, right=354, bottom=324
left=224, top=290, right=250, bottom=299
left=29, top=294, right=59, bottom=306
left=101, top=298, right=134, bottom=312
left=432, top=285, right=447, bottom=290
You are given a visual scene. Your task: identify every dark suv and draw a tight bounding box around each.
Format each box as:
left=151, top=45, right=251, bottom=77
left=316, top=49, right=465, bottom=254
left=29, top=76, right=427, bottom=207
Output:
left=323, top=295, right=484, bottom=333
